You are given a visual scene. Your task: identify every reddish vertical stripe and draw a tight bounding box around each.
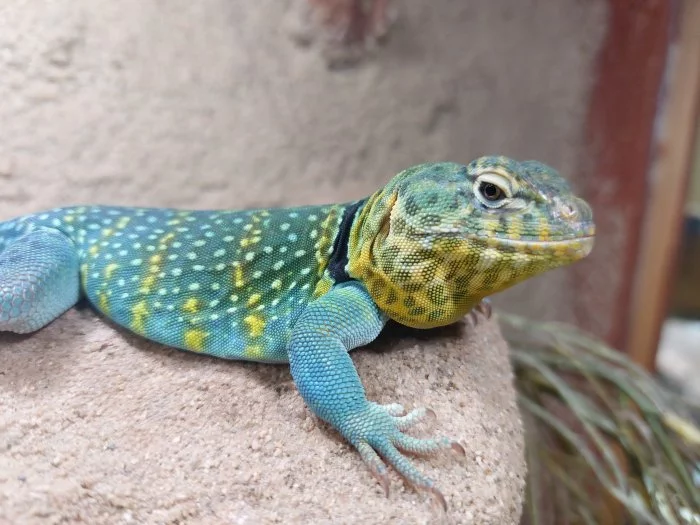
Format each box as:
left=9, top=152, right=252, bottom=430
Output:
left=575, top=0, right=671, bottom=350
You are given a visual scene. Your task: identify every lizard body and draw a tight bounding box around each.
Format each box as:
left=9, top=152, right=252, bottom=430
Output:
left=0, top=156, right=594, bottom=507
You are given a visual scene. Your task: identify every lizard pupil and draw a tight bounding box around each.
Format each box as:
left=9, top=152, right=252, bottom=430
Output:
left=479, top=182, right=504, bottom=201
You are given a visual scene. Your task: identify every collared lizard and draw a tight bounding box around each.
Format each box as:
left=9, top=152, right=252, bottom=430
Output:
left=0, top=156, right=595, bottom=508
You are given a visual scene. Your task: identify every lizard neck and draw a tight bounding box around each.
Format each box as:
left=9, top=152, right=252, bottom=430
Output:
left=346, top=187, right=489, bottom=329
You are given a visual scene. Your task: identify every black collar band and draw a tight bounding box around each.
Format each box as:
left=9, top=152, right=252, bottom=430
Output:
left=327, top=199, right=366, bottom=283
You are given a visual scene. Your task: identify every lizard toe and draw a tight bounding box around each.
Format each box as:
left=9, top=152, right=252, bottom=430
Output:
left=475, top=298, right=493, bottom=319
left=392, top=406, right=436, bottom=431
left=357, top=441, right=391, bottom=497
left=378, top=402, right=406, bottom=416
left=373, top=439, right=445, bottom=508
left=467, top=299, right=493, bottom=326
left=393, top=433, right=461, bottom=457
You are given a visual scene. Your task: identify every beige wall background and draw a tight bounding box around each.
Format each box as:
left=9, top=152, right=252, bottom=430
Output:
left=0, top=0, right=607, bottom=324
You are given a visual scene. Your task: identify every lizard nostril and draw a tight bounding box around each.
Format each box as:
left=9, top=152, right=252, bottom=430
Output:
left=560, top=202, right=577, bottom=219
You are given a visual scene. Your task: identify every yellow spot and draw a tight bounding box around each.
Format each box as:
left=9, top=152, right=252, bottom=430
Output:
left=483, top=220, right=499, bottom=237
left=493, top=269, right=514, bottom=288
left=468, top=273, right=486, bottom=291
left=184, top=329, right=208, bottom=351
left=244, top=314, right=266, bottom=337
left=139, top=274, right=157, bottom=293
left=475, top=248, right=501, bottom=272
left=150, top=254, right=162, bottom=264
left=313, top=275, right=333, bottom=298
left=101, top=228, right=113, bottom=238
left=183, top=297, right=201, bottom=313
left=244, top=345, right=264, bottom=359
left=538, top=218, right=550, bottom=241
left=64, top=215, right=75, bottom=223
left=314, top=206, right=342, bottom=276
left=271, top=279, right=282, bottom=290
left=247, top=294, right=261, bottom=307
left=98, top=291, right=110, bottom=314
left=506, top=218, right=523, bottom=240
left=89, top=245, right=99, bottom=256
left=485, top=237, right=499, bottom=249
left=240, top=235, right=262, bottom=248
left=160, top=232, right=176, bottom=243
left=80, top=263, right=88, bottom=288
left=104, top=263, right=119, bottom=279
left=234, top=265, right=244, bottom=288
left=116, top=217, right=131, bottom=229
left=512, top=253, right=531, bottom=270
left=131, top=301, right=149, bottom=334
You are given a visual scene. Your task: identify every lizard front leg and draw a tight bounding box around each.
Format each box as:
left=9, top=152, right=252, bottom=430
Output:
left=288, top=281, right=462, bottom=508
left=0, top=228, right=80, bottom=333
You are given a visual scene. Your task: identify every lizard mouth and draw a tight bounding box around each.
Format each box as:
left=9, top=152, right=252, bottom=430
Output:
left=492, top=234, right=595, bottom=258
left=496, top=234, right=595, bottom=246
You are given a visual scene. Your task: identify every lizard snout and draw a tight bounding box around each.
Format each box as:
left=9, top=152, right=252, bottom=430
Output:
left=554, top=196, right=594, bottom=229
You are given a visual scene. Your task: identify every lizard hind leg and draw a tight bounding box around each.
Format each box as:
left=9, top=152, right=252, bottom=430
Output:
left=0, top=228, right=80, bottom=334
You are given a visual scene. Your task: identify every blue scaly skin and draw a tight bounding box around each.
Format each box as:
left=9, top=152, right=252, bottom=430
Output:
left=0, top=157, right=595, bottom=508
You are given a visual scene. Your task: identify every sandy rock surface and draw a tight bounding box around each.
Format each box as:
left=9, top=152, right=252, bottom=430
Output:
left=1, top=310, right=524, bottom=524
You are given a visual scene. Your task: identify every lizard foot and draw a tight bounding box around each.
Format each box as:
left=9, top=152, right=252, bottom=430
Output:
left=467, top=298, right=493, bottom=325
left=339, top=402, right=464, bottom=510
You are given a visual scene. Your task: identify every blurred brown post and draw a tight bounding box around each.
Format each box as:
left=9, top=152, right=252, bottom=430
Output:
left=626, top=0, right=700, bottom=370
left=575, top=0, right=672, bottom=364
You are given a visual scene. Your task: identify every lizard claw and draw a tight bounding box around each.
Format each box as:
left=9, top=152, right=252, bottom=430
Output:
left=429, top=487, right=448, bottom=512
left=451, top=441, right=466, bottom=456
left=357, top=441, right=391, bottom=496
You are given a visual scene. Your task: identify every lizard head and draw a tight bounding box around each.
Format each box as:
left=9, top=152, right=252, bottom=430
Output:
left=346, top=156, right=595, bottom=328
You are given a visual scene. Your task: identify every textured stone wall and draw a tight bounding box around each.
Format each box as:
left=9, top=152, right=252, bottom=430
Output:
left=0, top=0, right=607, bottom=327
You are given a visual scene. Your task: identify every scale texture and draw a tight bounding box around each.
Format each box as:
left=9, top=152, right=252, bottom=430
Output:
left=0, top=156, right=595, bottom=507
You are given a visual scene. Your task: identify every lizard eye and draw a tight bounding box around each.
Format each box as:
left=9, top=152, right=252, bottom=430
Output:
left=479, top=182, right=504, bottom=201
left=474, top=173, right=512, bottom=208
